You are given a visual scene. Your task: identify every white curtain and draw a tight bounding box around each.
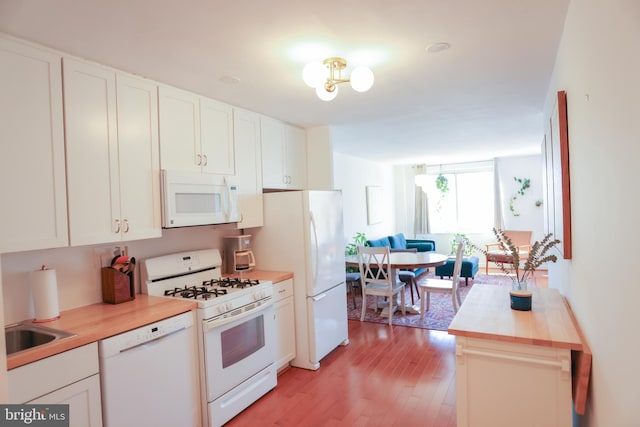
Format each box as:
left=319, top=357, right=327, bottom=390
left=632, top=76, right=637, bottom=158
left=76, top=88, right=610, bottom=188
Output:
left=493, top=158, right=504, bottom=229
left=413, top=164, right=429, bottom=235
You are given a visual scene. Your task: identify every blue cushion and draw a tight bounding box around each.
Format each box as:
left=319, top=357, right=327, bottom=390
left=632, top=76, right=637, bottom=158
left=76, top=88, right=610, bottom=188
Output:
left=388, top=233, right=408, bottom=249
left=406, top=239, right=436, bottom=252
left=435, top=256, right=480, bottom=278
left=366, top=236, right=391, bottom=247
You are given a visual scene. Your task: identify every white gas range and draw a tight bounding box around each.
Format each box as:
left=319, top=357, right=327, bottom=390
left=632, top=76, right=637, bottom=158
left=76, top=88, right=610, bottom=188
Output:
left=141, top=249, right=277, bottom=427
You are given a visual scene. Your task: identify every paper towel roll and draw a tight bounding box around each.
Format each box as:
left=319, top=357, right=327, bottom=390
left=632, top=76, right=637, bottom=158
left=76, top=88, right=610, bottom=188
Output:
left=30, top=267, right=60, bottom=322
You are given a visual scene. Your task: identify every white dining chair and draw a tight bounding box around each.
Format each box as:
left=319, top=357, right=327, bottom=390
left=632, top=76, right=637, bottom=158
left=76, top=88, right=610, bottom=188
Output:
left=418, top=240, right=465, bottom=315
left=357, top=245, right=406, bottom=326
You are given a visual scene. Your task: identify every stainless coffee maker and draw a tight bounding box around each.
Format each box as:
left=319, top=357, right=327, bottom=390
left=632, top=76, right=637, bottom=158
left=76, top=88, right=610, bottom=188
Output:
left=223, top=235, right=256, bottom=274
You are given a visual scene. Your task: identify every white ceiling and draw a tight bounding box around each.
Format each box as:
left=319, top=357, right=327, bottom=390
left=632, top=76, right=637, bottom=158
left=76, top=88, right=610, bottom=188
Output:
left=0, top=0, right=569, bottom=165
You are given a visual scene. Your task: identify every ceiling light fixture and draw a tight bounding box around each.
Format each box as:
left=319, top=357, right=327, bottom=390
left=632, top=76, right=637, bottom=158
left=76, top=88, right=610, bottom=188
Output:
left=302, top=57, right=374, bottom=101
left=426, top=42, right=451, bottom=53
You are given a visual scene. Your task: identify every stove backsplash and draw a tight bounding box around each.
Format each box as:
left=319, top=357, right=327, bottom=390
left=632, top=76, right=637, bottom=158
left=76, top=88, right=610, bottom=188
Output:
left=0, top=226, right=243, bottom=325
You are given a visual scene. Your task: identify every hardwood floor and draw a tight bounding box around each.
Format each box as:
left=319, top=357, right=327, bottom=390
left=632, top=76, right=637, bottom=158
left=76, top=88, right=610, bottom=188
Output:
left=227, top=320, right=457, bottom=427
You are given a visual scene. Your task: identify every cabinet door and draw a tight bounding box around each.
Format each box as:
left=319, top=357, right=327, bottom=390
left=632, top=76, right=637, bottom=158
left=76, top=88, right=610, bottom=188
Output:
left=260, top=116, right=287, bottom=189
left=116, top=73, right=162, bottom=241
left=285, top=125, right=307, bottom=190
left=233, top=109, right=263, bottom=228
left=63, top=57, right=120, bottom=246
left=158, top=85, right=201, bottom=172
left=0, top=37, right=68, bottom=253
left=201, top=97, right=234, bottom=175
left=274, top=279, right=295, bottom=370
left=29, top=374, right=103, bottom=427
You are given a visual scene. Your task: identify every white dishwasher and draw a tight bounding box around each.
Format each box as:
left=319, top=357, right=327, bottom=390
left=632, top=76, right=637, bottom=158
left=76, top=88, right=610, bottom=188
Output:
left=98, top=311, right=200, bottom=427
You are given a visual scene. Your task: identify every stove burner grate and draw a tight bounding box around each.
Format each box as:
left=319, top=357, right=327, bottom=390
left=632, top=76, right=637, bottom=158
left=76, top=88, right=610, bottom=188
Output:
left=164, top=286, right=228, bottom=300
left=208, top=278, right=260, bottom=289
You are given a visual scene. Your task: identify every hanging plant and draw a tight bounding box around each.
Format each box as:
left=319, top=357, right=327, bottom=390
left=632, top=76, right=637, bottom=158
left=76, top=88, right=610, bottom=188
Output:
left=509, top=176, right=531, bottom=216
left=435, top=174, right=449, bottom=194
left=435, top=173, right=449, bottom=213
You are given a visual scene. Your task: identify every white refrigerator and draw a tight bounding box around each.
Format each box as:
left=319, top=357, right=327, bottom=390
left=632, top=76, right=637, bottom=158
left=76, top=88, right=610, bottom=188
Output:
left=251, top=190, right=349, bottom=370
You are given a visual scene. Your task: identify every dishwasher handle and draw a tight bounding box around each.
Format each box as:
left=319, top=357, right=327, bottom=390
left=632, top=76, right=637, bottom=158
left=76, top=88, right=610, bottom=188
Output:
left=117, top=325, right=188, bottom=354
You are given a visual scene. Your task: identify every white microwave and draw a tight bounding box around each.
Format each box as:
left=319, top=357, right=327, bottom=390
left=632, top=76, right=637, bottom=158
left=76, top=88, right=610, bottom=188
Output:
left=161, top=170, right=239, bottom=228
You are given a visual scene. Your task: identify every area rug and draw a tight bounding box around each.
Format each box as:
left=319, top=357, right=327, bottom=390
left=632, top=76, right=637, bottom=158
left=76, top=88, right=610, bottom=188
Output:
left=347, top=272, right=533, bottom=331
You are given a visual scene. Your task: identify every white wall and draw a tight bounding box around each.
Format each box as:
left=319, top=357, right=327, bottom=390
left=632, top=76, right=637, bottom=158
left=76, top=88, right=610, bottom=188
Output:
left=306, top=125, right=334, bottom=190
left=1, top=225, right=240, bottom=324
left=333, top=152, right=396, bottom=246
left=546, top=0, right=640, bottom=425
left=497, top=155, right=545, bottom=241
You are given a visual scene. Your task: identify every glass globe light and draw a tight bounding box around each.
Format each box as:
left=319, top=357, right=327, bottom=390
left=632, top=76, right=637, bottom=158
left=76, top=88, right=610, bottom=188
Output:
left=316, top=85, right=338, bottom=101
left=303, top=62, right=326, bottom=88
left=350, top=66, right=374, bottom=92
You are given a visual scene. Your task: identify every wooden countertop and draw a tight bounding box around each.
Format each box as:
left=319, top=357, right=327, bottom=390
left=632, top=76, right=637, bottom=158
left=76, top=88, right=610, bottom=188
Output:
left=7, top=295, right=196, bottom=370
left=223, top=270, right=293, bottom=283
left=7, top=270, right=292, bottom=370
left=448, top=284, right=583, bottom=350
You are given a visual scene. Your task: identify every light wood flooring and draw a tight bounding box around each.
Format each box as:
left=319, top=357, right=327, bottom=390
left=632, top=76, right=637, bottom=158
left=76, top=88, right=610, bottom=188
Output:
left=226, top=268, right=549, bottom=426
left=226, top=320, right=457, bottom=427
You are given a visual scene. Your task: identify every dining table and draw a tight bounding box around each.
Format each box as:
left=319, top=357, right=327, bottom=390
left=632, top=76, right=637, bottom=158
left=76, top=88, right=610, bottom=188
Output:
left=345, top=251, right=449, bottom=315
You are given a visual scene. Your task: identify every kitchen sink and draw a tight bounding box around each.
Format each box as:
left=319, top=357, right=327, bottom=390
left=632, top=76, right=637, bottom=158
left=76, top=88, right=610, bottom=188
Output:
left=5, top=322, right=75, bottom=356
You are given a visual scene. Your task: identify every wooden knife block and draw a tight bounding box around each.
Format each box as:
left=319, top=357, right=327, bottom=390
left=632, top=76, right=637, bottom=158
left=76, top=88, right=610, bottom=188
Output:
left=101, top=267, right=135, bottom=304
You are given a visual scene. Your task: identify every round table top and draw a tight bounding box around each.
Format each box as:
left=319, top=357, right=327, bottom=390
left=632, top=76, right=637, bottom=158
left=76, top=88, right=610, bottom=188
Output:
left=345, top=251, right=448, bottom=269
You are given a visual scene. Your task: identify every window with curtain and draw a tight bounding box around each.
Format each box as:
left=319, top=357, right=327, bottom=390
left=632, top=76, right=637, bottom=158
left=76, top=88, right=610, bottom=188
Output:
left=415, top=161, right=495, bottom=233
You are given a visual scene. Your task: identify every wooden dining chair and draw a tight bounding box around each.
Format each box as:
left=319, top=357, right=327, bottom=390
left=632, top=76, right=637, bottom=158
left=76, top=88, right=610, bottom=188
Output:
left=357, top=245, right=406, bottom=326
left=485, top=230, right=532, bottom=274
left=418, top=241, right=465, bottom=315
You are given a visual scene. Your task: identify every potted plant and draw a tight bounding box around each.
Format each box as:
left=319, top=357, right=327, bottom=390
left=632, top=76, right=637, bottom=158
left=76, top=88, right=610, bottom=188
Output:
left=451, top=233, right=473, bottom=256
left=467, top=228, right=560, bottom=310
left=345, top=232, right=368, bottom=273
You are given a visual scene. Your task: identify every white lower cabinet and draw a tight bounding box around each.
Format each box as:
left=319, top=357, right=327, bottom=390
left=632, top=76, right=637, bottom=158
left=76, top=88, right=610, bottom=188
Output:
left=28, top=375, right=102, bottom=427
left=273, top=279, right=295, bottom=371
left=8, top=343, right=103, bottom=427
left=455, top=336, right=572, bottom=427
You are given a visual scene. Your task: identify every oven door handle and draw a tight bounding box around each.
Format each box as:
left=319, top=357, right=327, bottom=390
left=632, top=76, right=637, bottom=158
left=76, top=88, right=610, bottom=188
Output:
left=203, top=300, right=272, bottom=332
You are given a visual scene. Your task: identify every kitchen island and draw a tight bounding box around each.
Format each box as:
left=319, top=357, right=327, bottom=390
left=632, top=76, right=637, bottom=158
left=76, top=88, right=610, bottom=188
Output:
left=448, top=284, right=590, bottom=427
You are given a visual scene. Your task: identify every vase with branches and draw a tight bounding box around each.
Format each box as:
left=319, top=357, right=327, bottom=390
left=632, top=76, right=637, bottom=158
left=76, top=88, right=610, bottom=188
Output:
left=466, top=228, right=560, bottom=291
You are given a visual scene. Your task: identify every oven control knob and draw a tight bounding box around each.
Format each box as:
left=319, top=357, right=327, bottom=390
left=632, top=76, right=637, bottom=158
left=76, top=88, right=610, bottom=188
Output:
left=226, top=303, right=233, bottom=311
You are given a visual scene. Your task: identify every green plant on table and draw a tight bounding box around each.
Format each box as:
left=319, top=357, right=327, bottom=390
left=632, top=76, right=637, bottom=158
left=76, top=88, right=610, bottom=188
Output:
left=465, top=228, right=560, bottom=291
left=345, top=232, right=368, bottom=273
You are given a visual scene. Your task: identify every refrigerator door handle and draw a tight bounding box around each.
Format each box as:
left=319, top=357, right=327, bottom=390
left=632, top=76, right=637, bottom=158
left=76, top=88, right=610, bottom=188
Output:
left=309, top=211, right=319, bottom=283
left=311, top=292, right=327, bottom=302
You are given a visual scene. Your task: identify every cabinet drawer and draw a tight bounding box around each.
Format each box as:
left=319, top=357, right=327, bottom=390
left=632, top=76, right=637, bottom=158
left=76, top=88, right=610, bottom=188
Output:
left=8, top=343, right=99, bottom=403
left=273, top=279, right=293, bottom=302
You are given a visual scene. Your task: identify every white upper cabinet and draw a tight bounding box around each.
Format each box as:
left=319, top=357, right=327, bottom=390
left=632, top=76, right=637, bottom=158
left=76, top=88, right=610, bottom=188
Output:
left=158, top=85, right=234, bottom=175
left=260, top=117, right=307, bottom=190
left=201, top=98, right=235, bottom=175
left=0, top=37, right=69, bottom=253
left=64, top=57, right=161, bottom=246
left=285, top=125, right=308, bottom=190
left=115, top=74, right=162, bottom=241
left=233, top=108, right=263, bottom=229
